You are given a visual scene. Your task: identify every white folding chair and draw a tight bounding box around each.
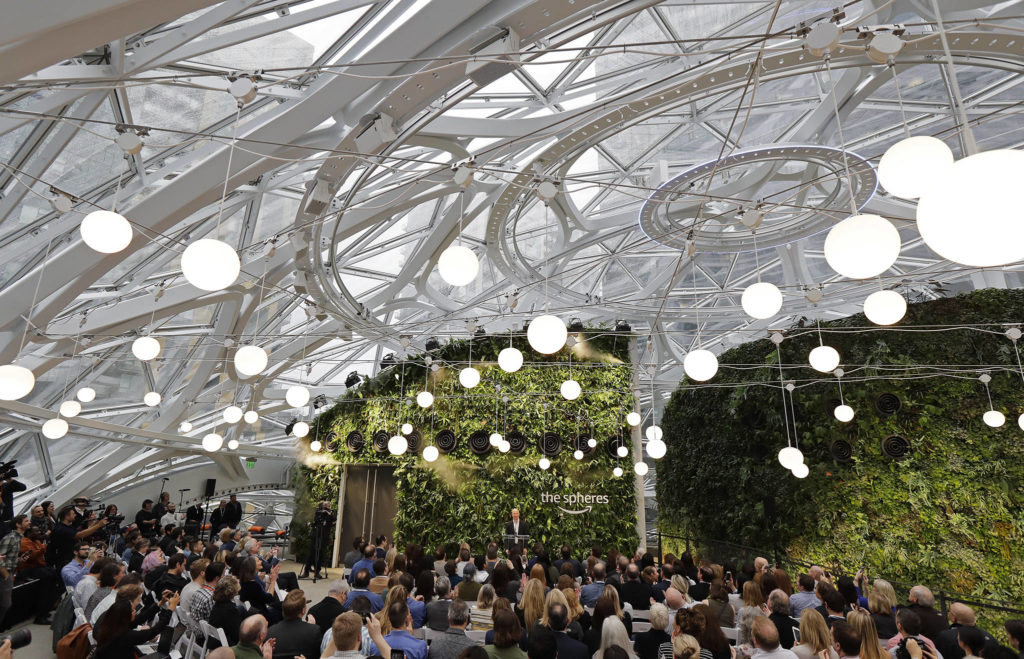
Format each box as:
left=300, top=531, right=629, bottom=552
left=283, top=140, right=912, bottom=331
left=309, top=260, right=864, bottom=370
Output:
left=201, top=621, right=229, bottom=649
left=632, top=609, right=651, bottom=621
left=466, top=630, right=488, bottom=644
left=792, top=627, right=800, bottom=643
left=424, top=628, right=445, bottom=644
left=722, top=626, right=738, bottom=646
left=633, top=622, right=652, bottom=633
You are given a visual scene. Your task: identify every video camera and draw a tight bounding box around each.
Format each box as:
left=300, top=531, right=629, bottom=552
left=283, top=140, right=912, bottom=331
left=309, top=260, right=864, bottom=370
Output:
left=312, top=504, right=335, bottom=527
left=0, top=460, right=18, bottom=479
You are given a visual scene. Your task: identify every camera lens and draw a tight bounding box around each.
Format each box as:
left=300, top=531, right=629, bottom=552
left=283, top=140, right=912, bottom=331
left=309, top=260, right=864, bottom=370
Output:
left=1, top=628, right=32, bottom=650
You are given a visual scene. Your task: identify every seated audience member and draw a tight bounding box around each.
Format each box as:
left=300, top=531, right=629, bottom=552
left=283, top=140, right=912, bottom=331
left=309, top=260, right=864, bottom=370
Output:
left=156, top=552, right=189, bottom=594
left=849, top=610, right=891, bottom=659
left=323, top=610, right=393, bottom=659
left=427, top=576, right=453, bottom=631
left=689, top=604, right=732, bottom=659
left=445, top=560, right=463, bottom=590
left=620, top=564, right=655, bottom=611
left=689, top=567, right=714, bottom=603
left=516, top=578, right=546, bottom=631
left=790, top=575, right=819, bottom=620
left=595, top=616, right=636, bottom=659
left=190, top=561, right=227, bottom=634
left=61, top=541, right=94, bottom=587
left=208, top=575, right=249, bottom=647
left=349, top=568, right=385, bottom=613
left=491, top=563, right=519, bottom=603
left=344, top=539, right=365, bottom=570
left=935, top=604, right=996, bottom=659
left=907, top=587, right=949, bottom=641
left=369, top=600, right=428, bottom=659
left=554, top=545, right=582, bottom=579
left=267, top=589, right=321, bottom=659
left=486, top=609, right=527, bottom=659
left=397, top=571, right=426, bottom=628
left=472, top=584, right=497, bottom=631
left=585, top=598, right=618, bottom=655
left=74, top=556, right=107, bottom=608
left=1002, top=621, right=1024, bottom=658
left=532, top=591, right=584, bottom=643
left=768, top=589, right=796, bottom=649
left=234, top=614, right=272, bottom=659
left=93, top=586, right=179, bottom=659
left=666, top=633, right=700, bottom=659
left=529, top=626, right=558, bottom=659
left=238, top=555, right=282, bottom=624
left=92, top=574, right=141, bottom=625
left=429, top=599, right=477, bottom=659
left=869, top=581, right=899, bottom=640
left=369, top=559, right=389, bottom=594
left=885, top=609, right=943, bottom=659
left=956, top=627, right=989, bottom=659
left=456, top=564, right=482, bottom=601
left=141, top=545, right=166, bottom=574
left=831, top=621, right=863, bottom=659
left=581, top=563, right=609, bottom=607
left=602, top=585, right=633, bottom=637
left=86, top=562, right=125, bottom=619
left=793, top=610, right=840, bottom=659
left=751, top=615, right=799, bottom=659
left=350, top=544, right=377, bottom=583
left=635, top=603, right=672, bottom=659
left=738, top=580, right=768, bottom=646
left=706, top=579, right=735, bottom=628
left=824, top=590, right=848, bottom=628
left=309, top=579, right=349, bottom=636
left=181, top=558, right=210, bottom=613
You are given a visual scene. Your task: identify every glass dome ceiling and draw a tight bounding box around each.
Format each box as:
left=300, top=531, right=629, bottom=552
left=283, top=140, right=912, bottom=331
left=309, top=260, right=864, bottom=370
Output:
left=2, top=0, right=1024, bottom=507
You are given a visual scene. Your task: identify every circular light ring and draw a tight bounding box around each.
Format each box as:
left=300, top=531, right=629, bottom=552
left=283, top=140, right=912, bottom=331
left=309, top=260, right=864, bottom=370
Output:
left=637, top=146, right=877, bottom=254
left=881, top=435, right=911, bottom=460
left=792, top=462, right=810, bottom=478
left=324, top=431, right=340, bottom=452
left=372, top=430, right=389, bottom=453
left=875, top=393, right=902, bottom=415
left=346, top=431, right=365, bottom=452
left=778, top=446, right=803, bottom=469
left=227, top=438, right=240, bottom=450
left=507, top=431, right=527, bottom=454
left=402, top=423, right=414, bottom=435
left=309, top=440, right=322, bottom=452
left=538, top=457, right=551, bottom=470
left=538, top=432, right=562, bottom=457
left=435, top=429, right=458, bottom=453
left=830, top=439, right=854, bottom=463
left=469, top=430, right=491, bottom=454
left=613, top=466, right=624, bottom=477
left=645, top=425, right=663, bottom=441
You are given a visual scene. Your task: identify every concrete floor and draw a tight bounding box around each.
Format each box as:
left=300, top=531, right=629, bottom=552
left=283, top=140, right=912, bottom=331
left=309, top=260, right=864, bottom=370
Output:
left=12, top=560, right=345, bottom=659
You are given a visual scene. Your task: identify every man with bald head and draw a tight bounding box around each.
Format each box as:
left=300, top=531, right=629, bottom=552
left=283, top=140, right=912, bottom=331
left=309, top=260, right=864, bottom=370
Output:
left=935, top=603, right=996, bottom=659
left=751, top=615, right=798, bottom=659
left=233, top=614, right=272, bottom=659
left=907, top=585, right=949, bottom=640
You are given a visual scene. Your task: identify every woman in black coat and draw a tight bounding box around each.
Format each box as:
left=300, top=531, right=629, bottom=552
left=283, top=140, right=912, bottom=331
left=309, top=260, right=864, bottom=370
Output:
left=93, top=588, right=178, bottom=659
left=207, top=575, right=252, bottom=647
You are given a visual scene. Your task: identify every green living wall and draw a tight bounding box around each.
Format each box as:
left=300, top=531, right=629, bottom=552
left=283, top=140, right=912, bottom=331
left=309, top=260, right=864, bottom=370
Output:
left=296, top=331, right=640, bottom=555
left=658, top=288, right=1024, bottom=611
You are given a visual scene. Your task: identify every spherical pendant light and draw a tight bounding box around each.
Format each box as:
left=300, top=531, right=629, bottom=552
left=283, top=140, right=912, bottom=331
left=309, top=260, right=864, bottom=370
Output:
left=227, top=439, right=240, bottom=450
left=423, top=445, right=439, bottom=462
left=527, top=315, right=567, bottom=354
left=741, top=282, right=783, bottom=319
left=234, top=345, right=268, bottom=377
left=76, top=387, right=96, bottom=403
left=778, top=446, right=803, bottom=469
left=285, top=386, right=310, bottom=408
left=489, top=432, right=503, bottom=447
left=42, top=418, right=69, bottom=439
left=823, top=214, right=901, bottom=279
left=792, top=462, right=809, bottom=479
left=223, top=405, right=243, bottom=424
left=864, top=290, right=907, bottom=326
left=809, top=345, right=841, bottom=373
left=437, top=245, right=479, bottom=286
left=917, top=149, right=1024, bottom=267
left=683, top=349, right=719, bottom=381
left=587, top=438, right=597, bottom=448
left=1019, top=413, right=1024, bottom=431
left=202, top=433, right=223, bottom=451
left=144, top=391, right=161, bottom=406
left=292, top=421, right=310, bottom=438
left=647, top=438, right=667, bottom=459
left=59, top=400, right=81, bottom=418
left=244, top=410, right=259, bottom=424
left=538, top=457, right=551, bottom=470
left=877, top=136, right=954, bottom=200
left=498, top=347, right=524, bottom=373
left=179, top=421, right=193, bottom=433
left=131, top=336, right=161, bottom=361
left=498, top=440, right=510, bottom=453
left=459, top=367, right=480, bottom=388
left=0, top=364, right=35, bottom=401
left=634, top=461, right=649, bottom=476
left=388, top=434, right=408, bottom=455
left=81, top=210, right=133, bottom=253
left=616, top=445, right=629, bottom=458
left=983, top=410, right=1005, bottom=428
left=834, top=404, right=855, bottom=423
left=416, top=391, right=434, bottom=408
left=402, top=423, right=414, bottom=436
left=613, top=466, right=624, bottom=477
left=645, top=425, right=663, bottom=441
left=626, top=412, right=641, bottom=427
left=181, top=239, right=240, bottom=292
left=560, top=379, right=581, bottom=400
left=309, top=440, right=322, bottom=452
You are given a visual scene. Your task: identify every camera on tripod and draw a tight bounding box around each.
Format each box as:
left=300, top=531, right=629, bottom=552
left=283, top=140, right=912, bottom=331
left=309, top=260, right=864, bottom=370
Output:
left=313, top=506, right=334, bottom=527
left=0, top=460, right=18, bottom=479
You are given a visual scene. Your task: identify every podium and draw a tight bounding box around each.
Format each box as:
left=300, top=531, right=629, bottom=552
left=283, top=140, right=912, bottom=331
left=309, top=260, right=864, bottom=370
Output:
left=504, top=533, right=530, bottom=553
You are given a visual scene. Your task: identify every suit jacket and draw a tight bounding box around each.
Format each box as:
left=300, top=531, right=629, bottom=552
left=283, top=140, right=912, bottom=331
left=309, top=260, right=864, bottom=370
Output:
left=689, top=581, right=711, bottom=602
left=770, top=612, right=796, bottom=649
left=225, top=502, right=243, bottom=527
left=555, top=630, right=590, bottom=659
left=425, top=599, right=451, bottom=631
left=307, top=596, right=345, bottom=635
left=620, top=581, right=654, bottom=610
left=935, top=624, right=997, bottom=659
left=634, top=629, right=671, bottom=659
left=503, top=520, right=529, bottom=537
left=906, top=604, right=948, bottom=641
left=427, top=628, right=477, bottom=659
left=267, top=618, right=321, bottom=659
left=186, top=505, right=204, bottom=522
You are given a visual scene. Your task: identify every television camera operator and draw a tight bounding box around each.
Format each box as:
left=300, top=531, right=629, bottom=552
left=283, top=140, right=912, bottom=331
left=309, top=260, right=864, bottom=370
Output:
left=0, top=461, right=26, bottom=537
left=300, top=501, right=334, bottom=580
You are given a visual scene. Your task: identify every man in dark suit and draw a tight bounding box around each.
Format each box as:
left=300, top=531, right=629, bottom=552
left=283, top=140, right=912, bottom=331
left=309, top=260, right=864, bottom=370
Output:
left=308, top=580, right=348, bottom=635
left=906, top=586, right=949, bottom=641
left=267, top=589, right=322, bottom=659
left=688, top=566, right=713, bottom=602
left=553, top=545, right=583, bottom=579
left=427, top=599, right=475, bottom=659
left=620, top=564, right=654, bottom=610
left=548, top=603, right=589, bottom=659
left=224, top=494, right=243, bottom=529
left=934, top=603, right=997, bottom=659
left=185, top=502, right=204, bottom=536
left=209, top=500, right=227, bottom=539
left=503, top=508, right=529, bottom=552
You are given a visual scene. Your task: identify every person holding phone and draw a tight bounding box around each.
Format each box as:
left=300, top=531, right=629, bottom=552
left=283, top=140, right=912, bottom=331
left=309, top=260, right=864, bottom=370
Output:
left=365, top=601, right=427, bottom=659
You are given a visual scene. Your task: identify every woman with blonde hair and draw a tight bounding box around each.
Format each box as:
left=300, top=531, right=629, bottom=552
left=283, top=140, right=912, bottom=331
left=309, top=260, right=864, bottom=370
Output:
left=848, top=610, right=886, bottom=659
left=535, top=589, right=584, bottom=640
left=516, top=578, right=545, bottom=630
left=561, top=587, right=590, bottom=632
left=792, top=609, right=838, bottom=659
left=377, top=585, right=408, bottom=634
left=670, top=575, right=695, bottom=607
left=867, top=580, right=898, bottom=639
left=595, top=616, right=637, bottom=659
left=736, top=580, right=766, bottom=647
left=472, top=584, right=496, bottom=631
left=602, top=584, right=633, bottom=636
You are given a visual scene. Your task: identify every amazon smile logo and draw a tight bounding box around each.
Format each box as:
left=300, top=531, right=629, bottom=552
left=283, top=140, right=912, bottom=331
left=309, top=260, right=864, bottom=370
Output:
left=542, top=491, right=609, bottom=515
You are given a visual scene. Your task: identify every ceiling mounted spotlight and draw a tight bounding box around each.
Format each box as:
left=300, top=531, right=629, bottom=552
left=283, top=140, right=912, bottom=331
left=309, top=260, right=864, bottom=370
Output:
left=568, top=318, right=584, bottom=332
left=425, top=338, right=441, bottom=351
left=284, top=420, right=296, bottom=436
left=615, top=320, right=632, bottom=333
left=312, top=394, right=328, bottom=409
left=345, top=372, right=362, bottom=388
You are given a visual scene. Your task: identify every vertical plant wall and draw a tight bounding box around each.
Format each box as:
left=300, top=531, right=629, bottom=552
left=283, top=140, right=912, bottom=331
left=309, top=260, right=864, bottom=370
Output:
left=296, top=331, right=640, bottom=554
left=657, top=289, right=1024, bottom=612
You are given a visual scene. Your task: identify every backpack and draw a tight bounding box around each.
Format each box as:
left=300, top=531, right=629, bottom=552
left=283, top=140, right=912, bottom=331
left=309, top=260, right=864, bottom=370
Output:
left=56, top=623, right=93, bottom=659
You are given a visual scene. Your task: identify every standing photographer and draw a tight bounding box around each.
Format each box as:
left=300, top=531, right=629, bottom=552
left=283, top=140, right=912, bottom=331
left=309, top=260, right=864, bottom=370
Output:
left=0, top=463, right=26, bottom=537
left=301, top=502, right=333, bottom=580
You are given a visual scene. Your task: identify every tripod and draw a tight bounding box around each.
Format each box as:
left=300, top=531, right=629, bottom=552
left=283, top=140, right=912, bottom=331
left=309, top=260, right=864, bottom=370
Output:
left=301, top=510, right=331, bottom=582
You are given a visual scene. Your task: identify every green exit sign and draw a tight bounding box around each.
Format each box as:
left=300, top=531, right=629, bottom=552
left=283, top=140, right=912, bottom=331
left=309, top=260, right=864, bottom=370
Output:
left=245, top=458, right=257, bottom=469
